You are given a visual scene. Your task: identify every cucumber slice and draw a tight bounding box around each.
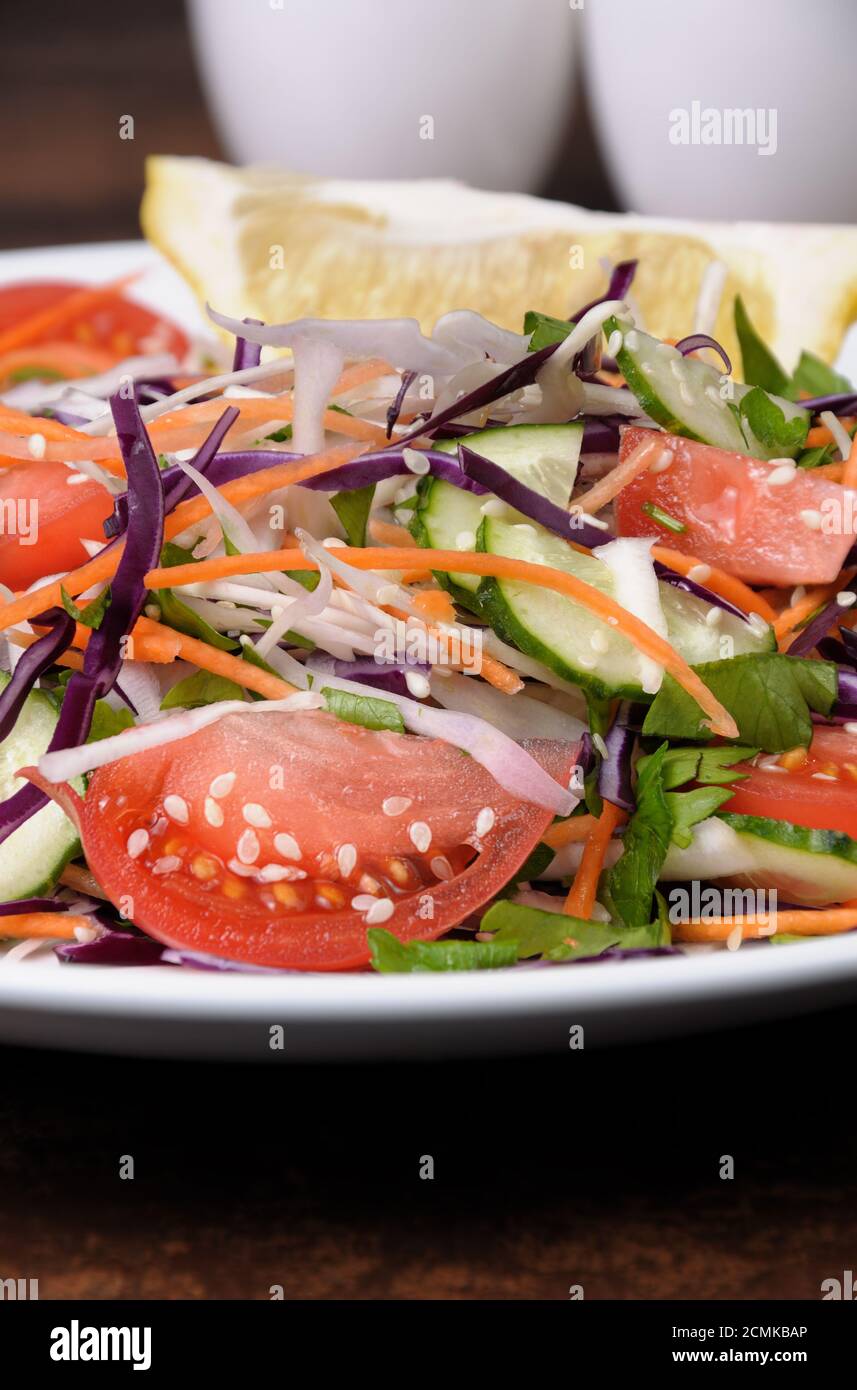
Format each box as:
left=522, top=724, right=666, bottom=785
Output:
left=661, top=813, right=857, bottom=907
left=476, top=516, right=774, bottom=700
left=411, top=422, right=583, bottom=609
left=0, top=675, right=82, bottom=903
left=606, top=318, right=808, bottom=460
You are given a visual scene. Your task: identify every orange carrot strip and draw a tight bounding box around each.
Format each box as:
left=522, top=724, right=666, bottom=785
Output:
left=541, top=815, right=597, bottom=850
left=842, top=428, right=857, bottom=491
left=578, top=436, right=663, bottom=513
left=650, top=546, right=777, bottom=623
left=383, top=604, right=522, bottom=693
left=408, top=590, right=457, bottom=624
left=0, top=444, right=358, bottom=635
left=134, top=616, right=294, bottom=700
left=369, top=519, right=418, bottom=547
left=59, top=864, right=108, bottom=899
left=0, top=913, right=89, bottom=941
left=673, top=909, right=857, bottom=942
left=148, top=545, right=739, bottom=737
left=806, top=418, right=856, bottom=448
left=773, top=573, right=853, bottom=641
left=0, top=273, right=141, bottom=356
left=333, top=358, right=394, bottom=395
left=563, top=801, right=627, bottom=918
left=0, top=341, right=116, bottom=381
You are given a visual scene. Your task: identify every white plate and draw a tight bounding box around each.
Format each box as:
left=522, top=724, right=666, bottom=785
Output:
left=2, top=239, right=857, bottom=1062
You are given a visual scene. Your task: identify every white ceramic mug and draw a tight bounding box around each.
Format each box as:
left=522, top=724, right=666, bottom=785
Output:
left=188, top=0, right=580, bottom=192
left=584, top=0, right=857, bottom=221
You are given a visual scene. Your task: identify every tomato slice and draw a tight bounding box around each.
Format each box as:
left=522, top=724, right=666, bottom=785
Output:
left=615, top=426, right=854, bottom=585
left=724, top=727, right=857, bottom=838
left=0, top=461, right=113, bottom=589
left=80, top=709, right=577, bottom=970
left=0, top=281, right=189, bottom=361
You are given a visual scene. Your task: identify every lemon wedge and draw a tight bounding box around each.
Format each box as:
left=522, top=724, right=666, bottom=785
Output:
left=143, top=155, right=857, bottom=369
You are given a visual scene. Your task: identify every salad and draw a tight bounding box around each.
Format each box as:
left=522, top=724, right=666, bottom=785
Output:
left=2, top=259, right=857, bottom=975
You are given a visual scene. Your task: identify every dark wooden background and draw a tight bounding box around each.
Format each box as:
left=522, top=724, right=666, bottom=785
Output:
left=0, top=1, right=853, bottom=1304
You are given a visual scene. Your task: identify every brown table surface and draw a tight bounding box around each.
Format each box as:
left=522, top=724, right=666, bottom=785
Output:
left=0, top=1, right=850, bottom=1305
left=1, top=1001, right=855, bottom=1301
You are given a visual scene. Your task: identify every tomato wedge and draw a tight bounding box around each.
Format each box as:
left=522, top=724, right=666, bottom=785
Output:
left=724, top=727, right=857, bottom=838
left=79, top=709, right=578, bottom=970
left=0, top=460, right=113, bottom=589
left=615, top=426, right=854, bottom=585
left=0, top=281, right=189, bottom=361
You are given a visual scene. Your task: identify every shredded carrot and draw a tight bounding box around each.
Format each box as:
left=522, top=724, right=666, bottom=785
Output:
left=773, top=573, right=853, bottom=641
left=541, top=814, right=597, bottom=850
left=148, top=545, right=739, bottom=738
left=0, top=273, right=142, bottom=356
left=0, top=444, right=359, bottom=635
left=650, top=546, right=777, bottom=623
left=0, top=913, right=88, bottom=941
left=578, top=436, right=662, bottom=513
left=134, top=616, right=295, bottom=700
left=673, top=909, right=857, bottom=942
left=333, top=358, right=394, bottom=395
left=0, top=341, right=116, bottom=382
left=806, top=418, right=856, bottom=448
left=384, top=604, right=522, bottom=693
left=59, top=863, right=108, bottom=899
left=842, top=428, right=857, bottom=490
left=369, top=519, right=417, bottom=547
left=563, top=800, right=627, bottom=918
left=408, top=589, right=457, bottom=624
left=809, top=462, right=844, bottom=481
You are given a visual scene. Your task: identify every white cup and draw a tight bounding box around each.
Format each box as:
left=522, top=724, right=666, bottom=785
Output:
left=584, top=0, right=857, bottom=221
left=188, top=0, right=580, bottom=193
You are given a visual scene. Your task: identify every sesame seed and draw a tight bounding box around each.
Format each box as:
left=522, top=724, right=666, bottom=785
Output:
left=765, top=463, right=796, bottom=487
left=152, top=856, right=181, bottom=875
left=144, top=604, right=161, bottom=620
left=606, top=329, right=623, bottom=357
left=164, top=795, right=189, bottom=825
left=336, top=843, right=358, bottom=877
left=227, top=859, right=258, bottom=878
left=845, top=723, right=857, bottom=735
left=623, top=330, right=639, bottom=351
left=376, top=583, right=401, bottom=605
left=479, top=498, right=506, bottom=517
left=351, top=893, right=380, bottom=913
left=431, top=856, right=454, bottom=880
left=364, top=897, right=395, bottom=924
left=382, top=796, right=412, bottom=817
left=476, top=807, right=496, bottom=837
left=455, top=531, right=476, bottom=550
left=243, top=802, right=272, bottom=828
left=258, top=863, right=306, bottom=882
left=790, top=585, right=806, bottom=607
left=27, top=433, right=46, bottom=459
left=209, top=771, right=236, bottom=799
left=73, top=925, right=100, bottom=944
left=274, top=831, right=301, bottom=860
left=688, top=563, right=712, bottom=583
left=126, top=828, right=149, bottom=859
left=408, top=821, right=432, bottom=853
left=705, top=607, right=722, bottom=627
left=649, top=449, right=674, bottom=474
left=726, top=923, right=744, bottom=952
left=65, top=472, right=89, bottom=485
left=237, top=829, right=260, bottom=864
left=204, top=797, right=224, bottom=827
left=836, top=591, right=856, bottom=608
left=799, top=509, right=823, bottom=530
left=811, top=772, right=838, bottom=781
left=590, top=630, right=609, bottom=653
left=403, top=447, right=430, bottom=475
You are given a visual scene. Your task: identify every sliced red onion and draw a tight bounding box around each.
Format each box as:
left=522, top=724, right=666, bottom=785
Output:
left=674, top=333, right=732, bottom=374
left=572, top=260, right=638, bottom=321
left=0, top=612, right=75, bottom=743
left=458, top=444, right=609, bottom=548
left=386, top=369, right=417, bottom=438
left=597, top=703, right=639, bottom=812
left=232, top=317, right=264, bottom=372
left=55, top=927, right=168, bottom=966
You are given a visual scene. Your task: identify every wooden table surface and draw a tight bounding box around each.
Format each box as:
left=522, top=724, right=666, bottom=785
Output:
left=1, top=1000, right=854, bottom=1301
left=0, top=1, right=848, bottom=1305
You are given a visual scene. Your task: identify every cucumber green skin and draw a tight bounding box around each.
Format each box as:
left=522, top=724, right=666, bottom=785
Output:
left=604, top=315, right=807, bottom=461
left=408, top=476, right=484, bottom=613
left=719, top=813, right=857, bottom=866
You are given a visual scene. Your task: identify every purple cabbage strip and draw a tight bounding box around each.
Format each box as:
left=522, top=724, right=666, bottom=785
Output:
left=0, top=612, right=75, bottom=743
left=795, top=392, right=857, bottom=415
left=571, top=260, right=638, bottom=322
left=674, top=334, right=732, bottom=375
left=161, top=947, right=290, bottom=973
left=597, top=703, right=637, bottom=813
left=105, top=406, right=241, bottom=537
left=0, top=673, right=98, bottom=847
left=55, top=928, right=168, bottom=966
left=0, top=897, right=66, bottom=915
left=386, top=369, right=417, bottom=439
left=652, top=561, right=750, bottom=622
left=457, top=444, right=608, bottom=548
left=299, top=446, right=487, bottom=495
left=784, top=578, right=857, bottom=659
left=570, top=945, right=681, bottom=965
left=306, top=653, right=430, bottom=698
left=581, top=417, right=622, bottom=454
left=231, top=317, right=264, bottom=372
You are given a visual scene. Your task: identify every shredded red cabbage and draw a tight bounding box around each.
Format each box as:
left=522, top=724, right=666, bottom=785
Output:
left=674, top=334, right=732, bottom=375
left=795, top=392, right=857, bottom=415
left=457, top=444, right=609, bottom=548
left=306, top=653, right=430, bottom=698
left=0, top=896, right=67, bottom=915
left=571, top=260, right=638, bottom=321
left=0, top=612, right=74, bottom=743
left=597, top=703, right=638, bottom=812
left=386, top=369, right=417, bottom=439
left=232, top=317, right=264, bottom=372
left=55, top=927, right=168, bottom=966
left=300, top=446, right=487, bottom=495
left=652, top=561, right=751, bottom=622
left=785, top=579, right=857, bottom=659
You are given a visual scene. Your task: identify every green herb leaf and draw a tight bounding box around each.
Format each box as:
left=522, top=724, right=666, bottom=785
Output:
left=738, top=385, right=808, bottom=456
left=8, top=365, right=65, bottom=384
left=642, top=653, right=837, bottom=751
left=481, top=900, right=670, bottom=960
left=368, top=928, right=517, bottom=973
left=734, top=295, right=790, bottom=395
left=284, top=569, right=321, bottom=592
left=495, top=841, right=555, bottom=900
left=789, top=350, right=852, bottom=400
left=161, top=671, right=244, bottom=710
left=796, top=443, right=837, bottom=469
left=641, top=500, right=687, bottom=534
left=639, top=743, right=757, bottom=791
left=322, top=686, right=404, bottom=733
left=60, top=584, right=111, bottom=631
left=86, top=701, right=134, bottom=744
left=153, top=544, right=239, bottom=652
left=523, top=310, right=573, bottom=353
left=330, top=483, right=376, bottom=547
left=603, top=742, right=673, bottom=928
left=665, top=785, right=734, bottom=848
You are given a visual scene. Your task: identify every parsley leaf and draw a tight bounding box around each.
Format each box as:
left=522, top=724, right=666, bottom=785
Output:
left=481, top=900, right=671, bottom=960
left=60, top=584, right=110, bottom=631
left=523, top=310, right=573, bottom=352
left=161, top=671, right=244, bottom=710
left=796, top=443, right=837, bottom=469
left=603, top=742, right=673, bottom=928
left=86, top=701, right=134, bottom=743
left=152, top=542, right=239, bottom=653
left=665, top=785, right=734, bottom=848
left=738, top=386, right=808, bottom=456
left=734, top=295, right=790, bottom=395
left=642, top=654, right=836, bottom=751
left=789, top=350, right=852, bottom=400
left=330, top=483, right=375, bottom=547
left=368, top=928, right=517, bottom=972
left=322, top=687, right=404, bottom=733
